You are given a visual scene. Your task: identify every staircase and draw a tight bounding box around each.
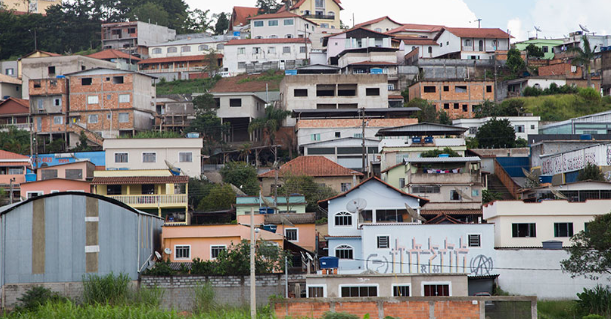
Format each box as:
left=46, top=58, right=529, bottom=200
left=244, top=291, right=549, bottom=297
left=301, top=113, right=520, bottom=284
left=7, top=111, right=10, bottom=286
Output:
left=67, top=123, right=104, bottom=146
left=487, top=174, right=516, bottom=200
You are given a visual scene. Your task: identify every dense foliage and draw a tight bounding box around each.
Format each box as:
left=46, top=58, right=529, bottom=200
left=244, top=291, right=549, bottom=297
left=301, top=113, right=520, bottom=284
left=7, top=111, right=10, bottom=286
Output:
left=578, top=163, right=605, bottom=182
left=0, top=127, right=30, bottom=155
left=408, top=98, right=451, bottom=125
left=197, top=184, right=236, bottom=211
left=219, top=161, right=260, bottom=196
left=576, top=285, right=611, bottom=317
left=420, top=147, right=461, bottom=158
left=522, top=83, right=579, bottom=97
left=276, top=175, right=338, bottom=213
left=506, top=48, right=526, bottom=78
left=562, top=213, right=611, bottom=278
left=475, top=118, right=516, bottom=149
left=525, top=44, right=544, bottom=59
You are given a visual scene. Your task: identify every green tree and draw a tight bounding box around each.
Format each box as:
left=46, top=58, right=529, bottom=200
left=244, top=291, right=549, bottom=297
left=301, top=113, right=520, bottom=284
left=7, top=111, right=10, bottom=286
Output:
left=482, top=190, right=502, bottom=204
left=197, top=183, right=235, bottom=211
left=578, top=163, right=605, bottom=182
left=188, top=177, right=215, bottom=209
left=213, top=12, right=229, bottom=35
left=408, top=98, right=449, bottom=124
left=186, top=8, right=213, bottom=33
left=0, top=127, right=30, bottom=155
left=568, top=35, right=596, bottom=88
left=506, top=48, right=526, bottom=78
left=73, top=131, right=92, bottom=152
left=248, top=105, right=291, bottom=146
left=255, top=0, right=280, bottom=14
left=476, top=118, right=516, bottom=148
left=205, top=49, right=220, bottom=77
left=525, top=44, right=544, bottom=59
left=130, top=2, right=169, bottom=26
left=219, top=161, right=259, bottom=195
left=215, top=239, right=290, bottom=275
left=276, top=175, right=337, bottom=213
left=420, top=147, right=461, bottom=158
left=561, top=213, right=611, bottom=277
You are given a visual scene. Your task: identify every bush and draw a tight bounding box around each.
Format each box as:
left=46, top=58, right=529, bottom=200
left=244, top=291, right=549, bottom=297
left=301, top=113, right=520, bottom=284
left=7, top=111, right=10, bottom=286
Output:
left=142, top=259, right=176, bottom=276
left=583, top=314, right=605, bottom=319
left=16, top=286, right=67, bottom=311
left=579, top=87, right=601, bottom=101
left=192, top=282, right=215, bottom=314
left=577, top=285, right=611, bottom=317
left=131, top=286, right=165, bottom=308
left=82, top=273, right=130, bottom=305
left=322, top=312, right=359, bottom=319
left=191, top=257, right=219, bottom=275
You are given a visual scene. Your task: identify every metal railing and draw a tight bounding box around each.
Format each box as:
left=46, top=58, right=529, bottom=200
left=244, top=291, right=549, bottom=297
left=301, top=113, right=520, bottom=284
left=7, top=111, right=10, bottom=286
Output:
left=108, top=194, right=187, bottom=206
left=0, top=123, right=30, bottom=130
left=302, top=14, right=335, bottom=20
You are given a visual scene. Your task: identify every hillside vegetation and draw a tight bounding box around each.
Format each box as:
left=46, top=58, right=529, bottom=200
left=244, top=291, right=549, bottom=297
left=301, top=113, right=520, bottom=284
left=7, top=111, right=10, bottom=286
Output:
left=519, top=91, right=611, bottom=121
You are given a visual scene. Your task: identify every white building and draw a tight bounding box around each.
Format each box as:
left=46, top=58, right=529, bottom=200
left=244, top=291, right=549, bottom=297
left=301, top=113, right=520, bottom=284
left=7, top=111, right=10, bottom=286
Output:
left=452, top=116, right=540, bottom=141
left=210, top=92, right=266, bottom=142
left=103, top=138, right=203, bottom=177
left=147, top=36, right=229, bottom=59
left=223, top=38, right=310, bottom=75
left=433, top=27, right=511, bottom=60
left=296, top=118, right=417, bottom=146
left=249, top=11, right=318, bottom=40
left=398, top=37, right=441, bottom=59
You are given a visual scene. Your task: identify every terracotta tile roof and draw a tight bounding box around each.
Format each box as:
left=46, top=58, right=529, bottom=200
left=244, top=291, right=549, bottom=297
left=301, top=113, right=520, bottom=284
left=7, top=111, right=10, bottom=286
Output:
left=210, top=72, right=283, bottom=93
left=399, top=37, right=439, bottom=46
left=353, top=16, right=401, bottom=29
left=297, top=118, right=416, bottom=129
left=349, top=60, right=397, bottom=66
left=247, top=11, right=318, bottom=25
left=0, top=74, right=22, bottom=85
left=318, top=176, right=430, bottom=205
left=225, top=38, right=311, bottom=46
left=0, top=150, right=30, bottom=160
left=0, top=161, right=31, bottom=167
left=87, top=49, right=141, bottom=61
left=22, top=50, right=61, bottom=58
left=231, top=6, right=260, bottom=29
left=259, top=156, right=362, bottom=178
left=0, top=97, right=30, bottom=115
left=388, top=95, right=404, bottom=99
left=91, top=175, right=188, bottom=185
left=425, top=213, right=464, bottom=224
left=386, top=24, right=444, bottom=34
left=137, top=54, right=222, bottom=65
left=440, top=27, right=512, bottom=39
left=420, top=209, right=482, bottom=215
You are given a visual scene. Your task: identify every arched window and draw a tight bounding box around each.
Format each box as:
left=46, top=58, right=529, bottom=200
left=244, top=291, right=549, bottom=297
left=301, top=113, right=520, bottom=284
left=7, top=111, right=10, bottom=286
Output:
left=286, top=34, right=293, bottom=38
left=181, top=46, right=191, bottom=52
left=335, top=212, right=352, bottom=226
left=152, top=48, right=162, bottom=54
left=335, top=244, right=354, bottom=259
left=167, top=47, right=177, bottom=53
left=428, top=46, right=432, bottom=54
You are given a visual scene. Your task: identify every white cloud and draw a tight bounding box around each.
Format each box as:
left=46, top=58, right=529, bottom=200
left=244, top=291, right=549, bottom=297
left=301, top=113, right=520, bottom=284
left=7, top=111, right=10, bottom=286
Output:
left=530, top=0, right=611, bottom=39
left=506, top=18, right=526, bottom=42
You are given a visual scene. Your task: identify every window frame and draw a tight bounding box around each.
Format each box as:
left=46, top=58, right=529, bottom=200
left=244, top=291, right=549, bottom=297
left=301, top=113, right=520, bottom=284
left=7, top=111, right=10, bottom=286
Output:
left=335, top=244, right=354, bottom=259
left=118, top=112, right=129, bottom=123
left=268, top=20, right=278, bottom=26
left=119, top=94, right=130, bottom=103
left=210, top=245, right=227, bottom=260
left=377, top=235, right=390, bottom=249
left=306, top=285, right=327, bottom=298
left=284, top=19, right=294, bottom=26
left=468, top=234, right=481, bottom=247
left=334, top=212, right=352, bottom=226
left=27, top=191, right=44, bottom=199
left=179, top=152, right=193, bottom=163
left=88, top=114, right=98, bottom=124
left=339, top=284, right=379, bottom=297
left=421, top=282, right=452, bottom=296
left=174, top=245, right=191, bottom=260
left=392, top=284, right=411, bottom=297
left=114, top=152, right=129, bottom=163
left=554, top=222, right=574, bottom=237
left=53, top=116, right=63, bottom=125
left=142, top=152, right=156, bottom=163
left=284, top=228, right=299, bottom=242
left=87, top=95, right=99, bottom=104
left=253, top=20, right=264, bottom=27
left=512, top=223, right=536, bottom=238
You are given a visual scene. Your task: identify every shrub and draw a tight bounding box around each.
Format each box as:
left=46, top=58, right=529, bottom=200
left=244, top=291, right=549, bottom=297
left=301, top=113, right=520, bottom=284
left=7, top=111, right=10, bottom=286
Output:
left=322, top=312, right=359, bottom=319
left=583, top=314, right=605, bottom=319
left=579, top=87, right=601, bottom=101
left=577, top=285, right=611, bottom=317
left=131, top=286, right=165, bottom=307
left=192, top=282, right=215, bottom=314
left=82, top=272, right=131, bottom=305
left=142, top=259, right=176, bottom=276
left=191, top=257, right=218, bottom=275
left=16, top=286, right=67, bottom=311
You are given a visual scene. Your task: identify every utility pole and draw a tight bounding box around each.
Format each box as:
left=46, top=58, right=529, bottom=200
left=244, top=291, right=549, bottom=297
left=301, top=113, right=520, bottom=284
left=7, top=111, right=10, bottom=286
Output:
left=360, top=108, right=366, bottom=173
left=250, top=207, right=256, bottom=319
left=9, top=178, right=15, bottom=204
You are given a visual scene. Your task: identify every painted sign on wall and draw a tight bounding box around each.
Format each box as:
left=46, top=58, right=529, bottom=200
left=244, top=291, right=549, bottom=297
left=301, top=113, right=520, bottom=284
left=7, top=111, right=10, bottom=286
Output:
left=540, top=144, right=609, bottom=175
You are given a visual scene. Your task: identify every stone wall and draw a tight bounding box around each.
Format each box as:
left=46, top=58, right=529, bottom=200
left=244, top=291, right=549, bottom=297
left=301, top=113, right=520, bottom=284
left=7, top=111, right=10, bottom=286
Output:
left=141, top=274, right=305, bottom=310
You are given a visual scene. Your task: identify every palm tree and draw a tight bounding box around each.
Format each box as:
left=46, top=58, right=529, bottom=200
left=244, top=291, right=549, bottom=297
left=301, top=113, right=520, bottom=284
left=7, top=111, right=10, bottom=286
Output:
left=248, top=105, right=291, bottom=146
left=568, top=35, right=596, bottom=88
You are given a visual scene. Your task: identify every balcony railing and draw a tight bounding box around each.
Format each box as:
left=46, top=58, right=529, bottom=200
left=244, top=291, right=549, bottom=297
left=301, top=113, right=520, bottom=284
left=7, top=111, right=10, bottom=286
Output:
left=0, top=123, right=30, bottom=130
left=108, top=194, right=187, bottom=206
left=302, top=14, right=335, bottom=20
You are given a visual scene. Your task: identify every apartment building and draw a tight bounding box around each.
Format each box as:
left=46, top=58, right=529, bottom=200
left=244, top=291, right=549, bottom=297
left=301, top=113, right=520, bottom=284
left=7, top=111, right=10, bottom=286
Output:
left=249, top=11, right=318, bottom=39
left=209, top=92, right=266, bottom=143
left=101, top=21, right=177, bottom=58
left=0, top=97, right=30, bottom=130
left=229, top=6, right=259, bottom=32
left=409, top=80, right=495, bottom=119
left=147, top=36, right=228, bottom=59
left=29, top=77, right=71, bottom=149
left=324, top=27, right=395, bottom=64
left=0, top=74, right=21, bottom=100
left=279, top=0, right=343, bottom=29
left=138, top=55, right=222, bottom=81
left=453, top=116, right=540, bottom=140
left=433, top=27, right=512, bottom=60
left=352, top=16, right=403, bottom=33
left=223, top=38, right=310, bottom=75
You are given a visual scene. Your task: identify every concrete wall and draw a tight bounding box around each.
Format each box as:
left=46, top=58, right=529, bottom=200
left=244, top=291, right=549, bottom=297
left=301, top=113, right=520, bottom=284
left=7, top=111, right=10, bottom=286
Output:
left=213, top=93, right=265, bottom=119
left=250, top=16, right=314, bottom=39
left=223, top=42, right=309, bottom=75
left=0, top=82, right=21, bottom=99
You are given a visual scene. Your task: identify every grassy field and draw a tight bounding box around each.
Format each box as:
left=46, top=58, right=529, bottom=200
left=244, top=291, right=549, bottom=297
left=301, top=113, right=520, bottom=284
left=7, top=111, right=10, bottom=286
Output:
left=509, top=93, right=611, bottom=122
left=537, top=300, right=581, bottom=319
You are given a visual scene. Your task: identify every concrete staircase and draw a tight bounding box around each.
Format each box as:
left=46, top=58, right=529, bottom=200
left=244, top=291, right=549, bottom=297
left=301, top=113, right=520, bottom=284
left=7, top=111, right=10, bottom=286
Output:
left=487, top=174, right=516, bottom=200
left=67, top=123, right=104, bottom=146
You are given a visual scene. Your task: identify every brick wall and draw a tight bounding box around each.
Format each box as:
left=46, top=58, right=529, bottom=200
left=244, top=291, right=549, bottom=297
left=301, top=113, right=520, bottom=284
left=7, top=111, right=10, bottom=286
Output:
left=538, top=63, right=582, bottom=78
left=274, top=296, right=538, bottom=319
left=411, top=81, right=495, bottom=119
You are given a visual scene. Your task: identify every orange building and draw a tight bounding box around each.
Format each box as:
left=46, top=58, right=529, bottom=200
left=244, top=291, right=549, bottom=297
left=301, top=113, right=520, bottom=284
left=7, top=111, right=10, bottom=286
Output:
left=0, top=150, right=31, bottom=200
left=409, top=80, right=494, bottom=119
left=20, top=179, right=92, bottom=200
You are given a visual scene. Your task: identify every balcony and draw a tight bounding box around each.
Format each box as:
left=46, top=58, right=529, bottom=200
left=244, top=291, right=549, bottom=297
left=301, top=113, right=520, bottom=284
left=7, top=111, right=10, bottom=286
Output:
left=0, top=123, right=31, bottom=131
left=108, top=194, right=187, bottom=208
left=410, top=172, right=482, bottom=185
left=302, top=14, right=335, bottom=20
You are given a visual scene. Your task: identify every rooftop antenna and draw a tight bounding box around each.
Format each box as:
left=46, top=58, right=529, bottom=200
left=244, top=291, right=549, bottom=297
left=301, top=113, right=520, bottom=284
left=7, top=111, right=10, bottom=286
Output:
left=469, top=18, right=482, bottom=28
left=579, top=24, right=590, bottom=33
left=534, top=26, right=542, bottom=39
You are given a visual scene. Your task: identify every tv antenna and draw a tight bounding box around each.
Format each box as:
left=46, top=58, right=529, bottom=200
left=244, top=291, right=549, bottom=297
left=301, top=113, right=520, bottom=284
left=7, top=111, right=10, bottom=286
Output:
left=163, top=247, right=172, bottom=255
left=469, top=18, right=482, bottom=28
left=579, top=24, right=590, bottom=33
left=534, top=26, right=542, bottom=38
left=164, top=160, right=182, bottom=176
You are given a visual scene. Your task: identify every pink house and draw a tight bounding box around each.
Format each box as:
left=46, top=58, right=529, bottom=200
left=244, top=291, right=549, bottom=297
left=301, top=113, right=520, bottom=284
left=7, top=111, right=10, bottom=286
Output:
left=37, top=161, right=95, bottom=181
left=20, top=179, right=92, bottom=200
left=0, top=150, right=31, bottom=200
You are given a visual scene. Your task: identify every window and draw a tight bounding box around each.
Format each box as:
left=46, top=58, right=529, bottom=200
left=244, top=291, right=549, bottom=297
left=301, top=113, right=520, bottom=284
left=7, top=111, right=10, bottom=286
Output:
left=237, top=47, right=245, bottom=54
left=542, top=46, right=549, bottom=53
left=88, top=114, right=98, bottom=123
left=8, top=167, right=24, bottom=175
left=341, top=183, right=351, bottom=192
left=310, top=133, right=320, bottom=141
left=486, top=85, right=492, bottom=93
left=48, top=66, right=56, bottom=75
left=423, top=284, right=450, bottom=296
left=443, top=86, right=449, bottom=92
left=81, top=78, right=92, bottom=86
left=128, top=27, right=136, bottom=34
left=428, top=46, right=432, bottom=53
left=423, top=86, right=436, bottom=93
left=65, top=169, right=83, bottom=180
left=294, top=89, right=308, bottom=97
left=455, top=86, right=467, bottom=93
left=229, top=98, right=242, bottom=107
left=462, top=104, right=468, bottom=112
left=217, top=44, right=224, bottom=50
left=335, top=245, right=354, bottom=259
left=115, top=152, right=128, bottom=163
left=198, top=45, right=208, bottom=51
left=393, top=285, right=410, bottom=297
left=444, top=103, right=449, bottom=109
left=512, top=223, right=536, bottom=237
left=377, top=235, right=390, bottom=249
left=152, top=48, right=162, bottom=54
left=118, top=112, right=129, bottom=123
left=175, top=245, right=190, bottom=260
left=450, top=190, right=461, bottom=200
left=300, top=46, right=306, bottom=53
left=465, top=39, right=472, bottom=46
left=253, top=47, right=262, bottom=54
left=531, top=125, right=535, bottom=130
left=268, top=20, right=278, bottom=26
left=469, top=127, right=478, bottom=134
left=5, top=68, right=14, bottom=75
left=399, top=178, right=405, bottom=188
left=87, top=95, right=99, bottom=104
left=181, top=46, right=191, bottom=52
left=285, top=228, right=298, bottom=241
left=107, top=185, right=121, bottom=195
left=142, top=184, right=155, bottom=194
left=238, top=62, right=246, bottom=69
left=335, top=212, right=352, bottom=226
left=284, top=19, right=294, bottom=25
left=210, top=245, right=226, bottom=259
left=119, top=94, right=130, bottom=103
left=253, top=20, right=264, bottom=27
left=340, top=286, right=377, bottom=297
left=283, top=46, right=291, bottom=54
left=167, top=47, right=177, bottom=53
left=468, top=234, right=481, bottom=247
left=142, top=152, right=156, bottom=163
left=27, top=191, right=43, bottom=199
left=454, top=103, right=459, bottom=109
left=179, top=152, right=192, bottom=162
left=54, top=98, right=62, bottom=106
left=515, top=125, right=525, bottom=133
left=112, top=76, right=124, bottom=84
left=53, top=116, right=63, bottom=124
left=411, top=185, right=441, bottom=193
left=366, top=88, right=380, bottom=96
left=554, top=223, right=574, bottom=237
left=41, top=169, right=58, bottom=180
left=308, top=286, right=325, bottom=298
left=353, top=133, right=363, bottom=138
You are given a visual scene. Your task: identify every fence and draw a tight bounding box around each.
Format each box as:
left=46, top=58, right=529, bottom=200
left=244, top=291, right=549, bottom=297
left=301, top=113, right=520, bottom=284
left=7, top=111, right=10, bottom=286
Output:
left=494, top=159, right=521, bottom=199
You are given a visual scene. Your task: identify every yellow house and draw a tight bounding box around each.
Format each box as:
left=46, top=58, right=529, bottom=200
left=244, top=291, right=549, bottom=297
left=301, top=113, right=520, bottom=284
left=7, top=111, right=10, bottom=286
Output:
left=17, top=50, right=62, bottom=79
left=1, top=0, right=61, bottom=14
left=280, top=0, right=343, bottom=29
left=92, top=169, right=189, bottom=225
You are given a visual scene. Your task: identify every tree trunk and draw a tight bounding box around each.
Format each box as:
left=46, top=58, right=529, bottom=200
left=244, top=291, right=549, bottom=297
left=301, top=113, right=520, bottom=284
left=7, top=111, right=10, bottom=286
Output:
left=587, top=63, right=592, bottom=89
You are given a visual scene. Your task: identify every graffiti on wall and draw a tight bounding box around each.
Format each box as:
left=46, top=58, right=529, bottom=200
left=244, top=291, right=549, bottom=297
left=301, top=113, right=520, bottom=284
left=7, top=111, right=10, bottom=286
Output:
left=540, top=145, right=603, bottom=176
left=365, top=236, right=494, bottom=276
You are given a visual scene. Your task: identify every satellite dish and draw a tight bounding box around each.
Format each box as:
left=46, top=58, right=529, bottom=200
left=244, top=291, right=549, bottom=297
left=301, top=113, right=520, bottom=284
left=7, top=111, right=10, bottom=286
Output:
left=155, top=251, right=162, bottom=260
left=453, top=187, right=473, bottom=201
left=534, top=26, right=542, bottom=32
left=306, top=252, right=314, bottom=261
left=230, top=184, right=247, bottom=196
left=579, top=24, right=590, bottom=33
left=164, top=248, right=172, bottom=255
left=346, top=198, right=367, bottom=213
left=164, top=160, right=182, bottom=176
left=405, top=203, right=426, bottom=222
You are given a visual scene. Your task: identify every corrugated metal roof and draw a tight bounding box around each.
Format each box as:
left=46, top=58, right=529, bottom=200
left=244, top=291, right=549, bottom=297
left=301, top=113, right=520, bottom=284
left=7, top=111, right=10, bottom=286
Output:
left=265, top=213, right=315, bottom=224
left=91, top=175, right=188, bottom=185
left=376, top=122, right=468, bottom=137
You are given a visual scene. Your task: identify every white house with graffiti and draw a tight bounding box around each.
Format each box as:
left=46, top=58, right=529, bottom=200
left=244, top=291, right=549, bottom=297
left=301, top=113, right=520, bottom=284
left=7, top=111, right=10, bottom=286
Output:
left=320, top=176, right=496, bottom=277
left=533, top=142, right=611, bottom=184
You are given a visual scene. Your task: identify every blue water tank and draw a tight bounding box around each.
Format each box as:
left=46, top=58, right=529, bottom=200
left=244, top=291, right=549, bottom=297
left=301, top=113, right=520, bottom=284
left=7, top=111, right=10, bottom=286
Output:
left=25, top=173, right=37, bottom=182
left=259, top=207, right=274, bottom=214
left=580, top=134, right=592, bottom=140
left=320, top=256, right=339, bottom=269
left=56, top=75, right=66, bottom=79
left=439, top=154, right=450, bottom=158
left=262, top=224, right=277, bottom=233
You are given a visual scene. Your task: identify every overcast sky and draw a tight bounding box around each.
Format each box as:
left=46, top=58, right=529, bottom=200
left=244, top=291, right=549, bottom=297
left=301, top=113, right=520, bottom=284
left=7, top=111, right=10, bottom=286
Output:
left=190, top=0, right=611, bottom=42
